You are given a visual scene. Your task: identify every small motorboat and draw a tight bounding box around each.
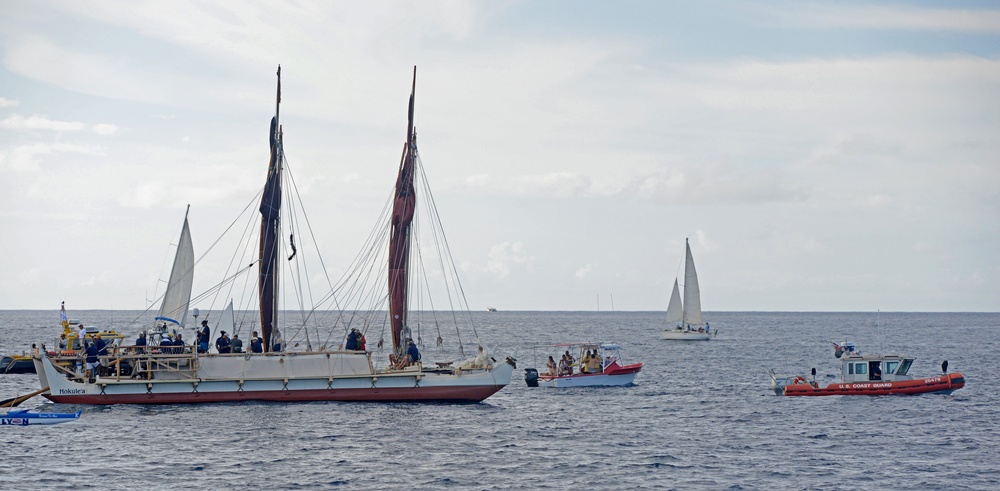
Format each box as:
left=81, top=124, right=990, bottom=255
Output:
left=525, top=343, right=643, bottom=388
left=770, top=341, right=966, bottom=396
left=1, top=354, right=36, bottom=374
left=1, top=409, right=82, bottom=426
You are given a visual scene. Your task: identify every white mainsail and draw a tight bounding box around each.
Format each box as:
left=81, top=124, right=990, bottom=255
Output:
left=155, top=207, right=195, bottom=328
left=681, top=238, right=703, bottom=326
left=664, top=279, right=683, bottom=326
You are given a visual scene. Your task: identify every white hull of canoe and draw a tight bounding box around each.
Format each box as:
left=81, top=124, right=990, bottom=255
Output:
left=2, top=410, right=82, bottom=426
left=34, top=353, right=514, bottom=404
left=536, top=371, right=638, bottom=388
left=661, top=329, right=711, bottom=341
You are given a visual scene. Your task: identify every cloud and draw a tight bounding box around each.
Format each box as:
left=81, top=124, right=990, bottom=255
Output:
left=1, top=142, right=105, bottom=173
left=91, top=123, right=118, bottom=136
left=768, top=4, right=1000, bottom=33
left=0, top=97, right=18, bottom=107
left=575, top=263, right=595, bottom=279
left=1, top=114, right=86, bottom=131
left=484, top=242, right=532, bottom=279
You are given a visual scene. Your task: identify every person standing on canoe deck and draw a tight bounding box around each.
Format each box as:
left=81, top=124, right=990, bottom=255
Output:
left=250, top=331, right=263, bottom=353
left=345, top=329, right=359, bottom=350
left=77, top=324, right=87, bottom=349
left=216, top=331, right=231, bottom=354
left=358, top=331, right=366, bottom=351
left=84, top=341, right=99, bottom=382
left=173, top=333, right=186, bottom=354
left=198, top=320, right=211, bottom=353
left=159, top=333, right=173, bottom=353
left=231, top=334, right=243, bottom=354
left=135, top=332, right=146, bottom=354
left=94, top=334, right=109, bottom=375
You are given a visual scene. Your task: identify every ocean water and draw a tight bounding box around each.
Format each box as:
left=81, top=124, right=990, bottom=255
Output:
left=1, top=310, right=998, bottom=490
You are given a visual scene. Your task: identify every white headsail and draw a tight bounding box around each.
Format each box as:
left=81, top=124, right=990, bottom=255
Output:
left=664, top=279, right=683, bottom=326
left=155, top=207, right=195, bottom=328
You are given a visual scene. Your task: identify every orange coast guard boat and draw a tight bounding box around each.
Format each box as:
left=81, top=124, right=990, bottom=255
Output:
left=770, top=341, right=965, bottom=396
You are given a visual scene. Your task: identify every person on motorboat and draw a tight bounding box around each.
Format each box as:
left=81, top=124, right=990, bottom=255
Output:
left=586, top=352, right=601, bottom=374
left=546, top=356, right=557, bottom=377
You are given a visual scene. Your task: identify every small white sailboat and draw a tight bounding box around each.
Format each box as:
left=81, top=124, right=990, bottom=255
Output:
left=153, top=205, right=195, bottom=338
left=661, top=238, right=714, bottom=340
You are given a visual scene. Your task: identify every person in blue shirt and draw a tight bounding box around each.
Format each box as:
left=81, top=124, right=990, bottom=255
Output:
left=198, top=320, right=211, bottom=353
left=173, top=333, right=186, bottom=354
left=250, top=331, right=264, bottom=353
left=216, top=332, right=231, bottom=354
left=406, top=338, right=421, bottom=365
left=135, top=332, right=147, bottom=354
left=345, top=329, right=359, bottom=351
left=159, top=333, right=173, bottom=353
left=84, top=342, right=99, bottom=382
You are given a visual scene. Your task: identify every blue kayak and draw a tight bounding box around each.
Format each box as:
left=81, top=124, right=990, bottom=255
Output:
left=1, top=409, right=82, bottom=426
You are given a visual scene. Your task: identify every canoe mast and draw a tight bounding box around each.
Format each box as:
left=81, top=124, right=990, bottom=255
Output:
left=258, top=65, right=283, bottom=352
left=388, top=66, right=417, bottom=356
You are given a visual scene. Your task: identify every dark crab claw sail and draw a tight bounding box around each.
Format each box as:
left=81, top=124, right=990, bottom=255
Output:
left=388, top=66, right=417, bottom=355
left=258, top=65, right=283, bottom=352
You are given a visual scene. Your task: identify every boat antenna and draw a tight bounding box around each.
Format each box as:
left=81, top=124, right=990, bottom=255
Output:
left=876, top=309, right=881, bottom=354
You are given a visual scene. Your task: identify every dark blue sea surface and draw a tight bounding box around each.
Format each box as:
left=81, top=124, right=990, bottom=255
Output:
left=1, top=311, right=998, bottom=490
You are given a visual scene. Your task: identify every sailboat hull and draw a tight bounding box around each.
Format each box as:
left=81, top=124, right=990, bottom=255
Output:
left=35, top=354, right=514, bottom=405
left=661, top=329, right=711, bottom=341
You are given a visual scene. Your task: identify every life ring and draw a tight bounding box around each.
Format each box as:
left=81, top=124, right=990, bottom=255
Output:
left=792, top=376, right=807, bottom=385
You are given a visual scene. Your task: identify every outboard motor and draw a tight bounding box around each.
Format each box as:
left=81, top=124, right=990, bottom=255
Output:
left=524, top=368, right=539, bottom=387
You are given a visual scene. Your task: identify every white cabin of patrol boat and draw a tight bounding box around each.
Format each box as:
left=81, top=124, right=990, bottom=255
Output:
left=839, top=352, right=914, bottom=383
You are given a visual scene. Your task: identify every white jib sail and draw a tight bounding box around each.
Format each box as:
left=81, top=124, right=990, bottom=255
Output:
left=664, top=279, right=683, bottom=326
left=682, top=238, right=703, bottom=326
left=212, top=299, right=236, bottom=354
left=156, top=209, right=195, bottom=328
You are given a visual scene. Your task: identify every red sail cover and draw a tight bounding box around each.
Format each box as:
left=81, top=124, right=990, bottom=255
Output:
left=258, top=66, right=282, bottom=352
left=388, top=68, right=417, bottom=353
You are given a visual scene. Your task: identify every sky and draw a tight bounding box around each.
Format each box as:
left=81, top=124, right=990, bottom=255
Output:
left=0, top=0, right=998, bottom=312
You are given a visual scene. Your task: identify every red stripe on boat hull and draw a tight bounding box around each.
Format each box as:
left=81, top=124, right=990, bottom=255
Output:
left=784, top=372, right=965, bottom=396
left=43, top=385, right=505, bottom=405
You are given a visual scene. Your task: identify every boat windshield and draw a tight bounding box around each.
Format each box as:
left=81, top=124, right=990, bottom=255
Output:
left=897, top=359, right=913, bottom=376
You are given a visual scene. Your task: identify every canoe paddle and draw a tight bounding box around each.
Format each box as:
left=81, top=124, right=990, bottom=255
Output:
left=0, top=386, right=50, bottom=408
